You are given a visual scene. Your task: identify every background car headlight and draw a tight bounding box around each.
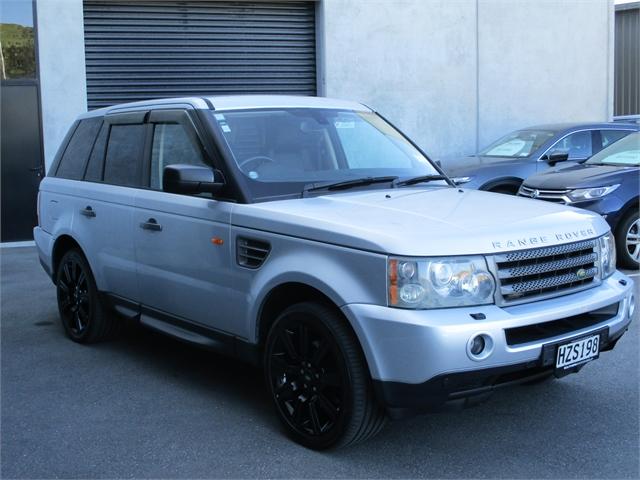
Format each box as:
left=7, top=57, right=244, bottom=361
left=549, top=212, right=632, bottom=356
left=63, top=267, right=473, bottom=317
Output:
left=388, top=256, right=495, bottom=308
left=567, top=185, right=619, bottom=203
left=451, top=176, right=473, bottom=185
left=599, top=233, right=616, bottom=279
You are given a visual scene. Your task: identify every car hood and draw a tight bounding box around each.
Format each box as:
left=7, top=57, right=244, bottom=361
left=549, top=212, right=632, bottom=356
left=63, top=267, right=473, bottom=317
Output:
left=231, top=187, right=608, bottom=256
left=523, top=163, right=639, bottom=189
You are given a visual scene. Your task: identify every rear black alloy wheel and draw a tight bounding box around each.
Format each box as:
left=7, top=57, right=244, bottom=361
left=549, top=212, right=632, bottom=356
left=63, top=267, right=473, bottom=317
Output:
left=265, top=302, right=386, bottom=449
left=57, top=255, right=91, bottom=337
left=56, top=249, right=118, bottom=343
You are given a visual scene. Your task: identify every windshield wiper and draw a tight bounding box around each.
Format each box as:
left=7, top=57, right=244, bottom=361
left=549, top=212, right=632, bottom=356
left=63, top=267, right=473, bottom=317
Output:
left=303, top=176, right=398, bottom=196
left=393, top=174, right=452, bottom=187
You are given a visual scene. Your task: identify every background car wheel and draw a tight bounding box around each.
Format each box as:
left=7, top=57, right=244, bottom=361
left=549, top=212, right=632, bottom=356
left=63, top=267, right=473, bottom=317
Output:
left=264, top=302, right=386, bottom=449
left=616, top=210, right=640, bottom=269
left=56, top=249, right=120, bottom=343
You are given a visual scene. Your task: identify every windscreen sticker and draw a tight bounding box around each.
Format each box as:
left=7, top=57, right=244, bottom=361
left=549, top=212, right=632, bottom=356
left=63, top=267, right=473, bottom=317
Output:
left=221, top=124, right=231, bottom=133
left=214, top=113, right=226, bottom=121
left=334, top=121, right=355, bottom=129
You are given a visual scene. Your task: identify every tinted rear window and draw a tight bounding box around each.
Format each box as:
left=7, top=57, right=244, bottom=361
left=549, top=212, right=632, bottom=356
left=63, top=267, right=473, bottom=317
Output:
left=55, top=118, right=102, bottom=179
left=103, top=124, right=145, bottom=187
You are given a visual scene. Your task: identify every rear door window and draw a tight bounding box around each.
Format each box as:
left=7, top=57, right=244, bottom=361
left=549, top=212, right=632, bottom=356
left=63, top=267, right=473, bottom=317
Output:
left=55, top=118, right=102, bottom=179
left=600, top=130, right=632, bottom=149
left=84, top=122, right=108, bottom=182
left=103, top=124, right=145, bottom=187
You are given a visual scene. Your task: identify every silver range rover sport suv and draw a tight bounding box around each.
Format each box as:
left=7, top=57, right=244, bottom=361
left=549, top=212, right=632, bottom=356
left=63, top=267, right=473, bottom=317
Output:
left=35, top=96, right=635, bottom=449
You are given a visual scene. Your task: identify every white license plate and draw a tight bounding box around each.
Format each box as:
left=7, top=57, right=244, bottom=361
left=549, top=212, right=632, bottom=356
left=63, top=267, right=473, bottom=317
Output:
left=556, top=334, right=600, bottom=369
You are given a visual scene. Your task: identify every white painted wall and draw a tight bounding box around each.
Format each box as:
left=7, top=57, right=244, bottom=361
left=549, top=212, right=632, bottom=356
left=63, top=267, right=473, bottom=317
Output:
left=36, top=0, right=87, bottom=171
left=36, top=0, right=613, bottom=170
left=320, top=0, right=614, bottom=166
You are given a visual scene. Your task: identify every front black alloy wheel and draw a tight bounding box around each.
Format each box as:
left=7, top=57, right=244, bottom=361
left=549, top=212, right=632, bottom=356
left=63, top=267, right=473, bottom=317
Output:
left=265, top=302, right=386, bottom=449
left=56, top=249, right=119, bottom=343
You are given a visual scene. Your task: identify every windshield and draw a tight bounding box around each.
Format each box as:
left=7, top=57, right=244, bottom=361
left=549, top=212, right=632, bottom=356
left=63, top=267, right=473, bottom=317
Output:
left=211, top=108, right=442, bottom=199
left=586, top=132, right=640, bottom=166
left=478, top=129, right=556, bottom=158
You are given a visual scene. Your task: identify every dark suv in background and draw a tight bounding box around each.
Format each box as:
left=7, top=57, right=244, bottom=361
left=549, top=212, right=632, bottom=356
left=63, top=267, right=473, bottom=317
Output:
left=445, top=123, right=639, bottom=194
left=519, top=131, right=640, bottom=269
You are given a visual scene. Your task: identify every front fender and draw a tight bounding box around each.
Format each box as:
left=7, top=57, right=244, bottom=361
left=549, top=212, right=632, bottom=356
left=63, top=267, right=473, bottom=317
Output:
left=235, top=231, right=388, bottom=342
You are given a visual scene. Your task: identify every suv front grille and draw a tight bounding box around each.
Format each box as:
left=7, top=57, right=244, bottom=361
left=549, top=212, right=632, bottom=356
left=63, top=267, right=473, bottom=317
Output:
left=518, top=186, right=570, bottom=204
left=492, top=239, right=600, bottom=305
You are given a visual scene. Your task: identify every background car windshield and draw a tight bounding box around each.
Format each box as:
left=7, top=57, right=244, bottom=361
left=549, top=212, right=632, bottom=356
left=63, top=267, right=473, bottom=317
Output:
left=479, top=130, right=555, bottom=158
left=212, top=108, right=439, bottom=194
left=586, top=132, right=640, bottom=166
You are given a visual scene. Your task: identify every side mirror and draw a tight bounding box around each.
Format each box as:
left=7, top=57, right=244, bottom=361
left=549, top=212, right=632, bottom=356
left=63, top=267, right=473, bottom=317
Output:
left=163, top=164, right=225, bottom=195
left=543, top=152, right=569, bottom=166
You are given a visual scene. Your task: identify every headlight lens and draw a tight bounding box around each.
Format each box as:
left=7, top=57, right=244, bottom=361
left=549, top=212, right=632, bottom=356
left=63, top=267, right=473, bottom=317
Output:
left=599, top=233, right=616, bottom=279
left=388, top=256, right=495, bottom=308
left=567, top=185, right=619, bottom=203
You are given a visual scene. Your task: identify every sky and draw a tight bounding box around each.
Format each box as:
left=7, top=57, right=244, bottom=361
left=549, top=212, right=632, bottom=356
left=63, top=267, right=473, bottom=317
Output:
left=0, top=0, right=34, bottom=27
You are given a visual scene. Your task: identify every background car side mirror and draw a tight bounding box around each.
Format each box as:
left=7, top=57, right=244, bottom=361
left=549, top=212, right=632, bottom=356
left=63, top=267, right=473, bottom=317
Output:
left=163, top=164, right=225, bottom=195
left=543, top=152, right=569, bottom=166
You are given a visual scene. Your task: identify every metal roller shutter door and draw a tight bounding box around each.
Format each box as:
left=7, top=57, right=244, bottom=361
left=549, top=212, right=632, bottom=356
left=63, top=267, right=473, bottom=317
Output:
left=83, top=1, right=317, bottom=110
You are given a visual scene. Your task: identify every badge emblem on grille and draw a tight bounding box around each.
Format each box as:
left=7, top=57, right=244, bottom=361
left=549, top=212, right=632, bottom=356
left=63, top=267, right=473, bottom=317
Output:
left=576, top=268, right=587, bottom=279
left=532, top=189, right=540, bottom=198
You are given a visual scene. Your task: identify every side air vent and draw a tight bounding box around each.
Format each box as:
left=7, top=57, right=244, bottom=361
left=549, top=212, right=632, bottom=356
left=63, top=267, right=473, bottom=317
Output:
left=237, top=237, right=271, bottom=269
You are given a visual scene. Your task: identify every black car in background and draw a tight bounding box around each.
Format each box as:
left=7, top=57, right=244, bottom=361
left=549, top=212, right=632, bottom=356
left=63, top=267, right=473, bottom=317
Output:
left=445, top=123, right=638, bottom=194
left=519, top=131, right=640, bottom=269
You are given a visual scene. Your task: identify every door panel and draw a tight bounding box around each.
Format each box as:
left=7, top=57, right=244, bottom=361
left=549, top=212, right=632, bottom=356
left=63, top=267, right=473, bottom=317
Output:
left=67, top=181, right=138, bottom=299
left=1, top=84, right=43, bottom=241
left=134, top=190, right=237, bottom=334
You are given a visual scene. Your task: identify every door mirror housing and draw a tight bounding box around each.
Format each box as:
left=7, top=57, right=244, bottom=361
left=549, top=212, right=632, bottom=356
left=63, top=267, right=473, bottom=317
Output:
left=543, top=152, right=569, bottom=166
left=163, top=164, right=225, bottom=195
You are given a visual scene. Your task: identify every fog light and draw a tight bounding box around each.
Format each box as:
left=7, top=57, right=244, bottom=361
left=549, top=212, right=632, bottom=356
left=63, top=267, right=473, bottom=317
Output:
left=629, top=294, right=636, bottom=318
left=467, top=333, right=494, bottom=361
left=470, top=335, right=485, bottom=355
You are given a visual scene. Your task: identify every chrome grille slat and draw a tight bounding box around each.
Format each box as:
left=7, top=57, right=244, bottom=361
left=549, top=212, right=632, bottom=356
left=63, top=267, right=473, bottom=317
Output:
left=518, top=186, right=570, bottom=204
left=494, top=239, right=596, bottom=263
left=498, top=252, right=598, bottom=279
left=500, top=267, right=598, bottom=296
left=493, top=239, right=600, bottom=305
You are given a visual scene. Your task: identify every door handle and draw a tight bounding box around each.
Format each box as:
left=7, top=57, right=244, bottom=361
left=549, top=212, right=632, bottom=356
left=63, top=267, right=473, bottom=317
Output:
left=140, top=218, right=162, bottom=231
left=80, top=206, right=96, bottom=218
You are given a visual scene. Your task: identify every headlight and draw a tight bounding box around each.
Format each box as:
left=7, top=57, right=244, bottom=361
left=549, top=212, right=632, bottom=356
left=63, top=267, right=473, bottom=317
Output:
left=599, top=233, right=616, bottom=279
left=388, top=256, right=495, bottom=309
left=567, top=185, right=619, bottom=203
left=451, top=176, right=473, bottom=185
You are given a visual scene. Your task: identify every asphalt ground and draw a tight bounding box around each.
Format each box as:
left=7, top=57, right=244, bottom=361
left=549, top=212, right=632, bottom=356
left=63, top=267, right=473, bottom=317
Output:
left=1, top=246, right=638, bottom=479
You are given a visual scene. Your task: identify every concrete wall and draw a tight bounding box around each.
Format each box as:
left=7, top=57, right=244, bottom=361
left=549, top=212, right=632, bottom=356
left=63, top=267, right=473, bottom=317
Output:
left=319, top=0, right=614, bottom=166
left=36, top=0, right=87, bottom=171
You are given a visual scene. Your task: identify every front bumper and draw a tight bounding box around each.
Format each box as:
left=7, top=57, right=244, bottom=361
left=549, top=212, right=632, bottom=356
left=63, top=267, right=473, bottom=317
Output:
left=341, top=271, right=633, bottom=409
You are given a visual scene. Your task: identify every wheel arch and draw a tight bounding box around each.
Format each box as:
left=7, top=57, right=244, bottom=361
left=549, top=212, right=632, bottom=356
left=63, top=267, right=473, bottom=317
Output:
left=51, top=234, right=89, bottom=284
left=616, top=196, right=640, bottom=230
left=255, top=281, right=377, bottom=378
left=479, top=177, right=524, bottom=193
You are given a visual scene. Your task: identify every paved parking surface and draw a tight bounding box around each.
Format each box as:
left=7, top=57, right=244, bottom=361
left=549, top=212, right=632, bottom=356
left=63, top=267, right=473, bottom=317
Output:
left=1, top=246, right=638, bottom=479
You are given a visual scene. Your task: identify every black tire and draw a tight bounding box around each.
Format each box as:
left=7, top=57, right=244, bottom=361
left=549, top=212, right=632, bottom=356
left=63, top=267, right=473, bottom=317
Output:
left=55, top=249, right=120, bottom=343
left=264, top=302, right=386, bottom=449
left=616, top=210, right=640, bottom=270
